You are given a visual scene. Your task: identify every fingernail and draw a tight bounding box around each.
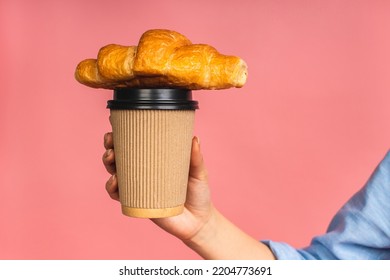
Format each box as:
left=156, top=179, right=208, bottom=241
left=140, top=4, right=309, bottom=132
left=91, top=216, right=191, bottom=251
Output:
left=194, top=136, right=200, bottom=145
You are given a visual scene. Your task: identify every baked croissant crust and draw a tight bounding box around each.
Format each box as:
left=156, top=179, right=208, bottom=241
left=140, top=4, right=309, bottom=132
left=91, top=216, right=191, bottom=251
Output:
left=75, top=29, right=247, bottom=90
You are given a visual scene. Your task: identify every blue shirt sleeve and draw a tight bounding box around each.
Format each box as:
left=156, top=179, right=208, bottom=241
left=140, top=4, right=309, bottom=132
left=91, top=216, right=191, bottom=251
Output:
left=263, top=150, right=390, bottom=260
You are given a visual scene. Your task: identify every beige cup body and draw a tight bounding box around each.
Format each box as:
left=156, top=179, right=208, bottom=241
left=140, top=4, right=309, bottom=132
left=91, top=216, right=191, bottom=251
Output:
left=110, top=109, right=195, bottom=218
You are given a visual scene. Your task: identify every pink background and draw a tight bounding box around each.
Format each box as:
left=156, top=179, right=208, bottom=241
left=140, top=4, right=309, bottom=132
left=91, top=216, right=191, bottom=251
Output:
left=1, top=0, right=389, bottom=259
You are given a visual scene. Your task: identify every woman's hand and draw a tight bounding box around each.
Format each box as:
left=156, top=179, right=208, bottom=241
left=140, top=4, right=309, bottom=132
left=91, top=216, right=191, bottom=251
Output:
left=102, top=133, right=214, bottom=242
left=102, top=132, right=275, bottom=259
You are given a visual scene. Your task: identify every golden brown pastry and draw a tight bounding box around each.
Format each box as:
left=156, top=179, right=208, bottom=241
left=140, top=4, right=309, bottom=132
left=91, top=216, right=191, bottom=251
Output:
left=74, top=59, right=111, bottom=89
left=97, top=44, right=137, bottom=82
left=75, top=29, right=247, bottom=90
left=132, top=29, right=192, bottom=77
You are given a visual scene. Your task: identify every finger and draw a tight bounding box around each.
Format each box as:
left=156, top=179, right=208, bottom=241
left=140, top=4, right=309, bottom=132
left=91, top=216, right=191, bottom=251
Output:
left=105, top=174, right=120, bottom=201
left=102, top=148, right=116, bottom=175
left=189, top=136, right=208, bottom=182
left=104, top=132, right=114, bottom=150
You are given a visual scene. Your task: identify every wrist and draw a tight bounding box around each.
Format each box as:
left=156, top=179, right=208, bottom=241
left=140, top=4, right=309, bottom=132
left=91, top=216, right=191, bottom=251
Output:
left=182, top=205, right=221, bottom=258
left=182, top=206, right=276, bottom=260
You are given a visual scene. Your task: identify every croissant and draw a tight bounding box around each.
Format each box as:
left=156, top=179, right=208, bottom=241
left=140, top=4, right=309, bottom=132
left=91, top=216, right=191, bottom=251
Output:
left=75, top=29, right=247, bottom=90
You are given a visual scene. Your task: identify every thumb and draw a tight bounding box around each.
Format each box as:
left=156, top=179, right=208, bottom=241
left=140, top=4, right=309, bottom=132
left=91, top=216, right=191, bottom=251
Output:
left=189, top=136, right=208, bottom=181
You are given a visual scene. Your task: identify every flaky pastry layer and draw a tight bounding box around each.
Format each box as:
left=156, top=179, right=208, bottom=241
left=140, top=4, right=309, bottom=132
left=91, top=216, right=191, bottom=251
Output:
left=75, top=29, right=247, bottom=90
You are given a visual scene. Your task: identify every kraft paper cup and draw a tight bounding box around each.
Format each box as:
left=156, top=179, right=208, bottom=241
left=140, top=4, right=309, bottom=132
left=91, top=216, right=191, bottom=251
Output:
left=107, top=88, right=199, bottom=218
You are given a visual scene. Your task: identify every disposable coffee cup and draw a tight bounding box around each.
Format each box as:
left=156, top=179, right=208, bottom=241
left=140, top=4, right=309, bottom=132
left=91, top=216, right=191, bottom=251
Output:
left=107, top=88, right=199, bottom=218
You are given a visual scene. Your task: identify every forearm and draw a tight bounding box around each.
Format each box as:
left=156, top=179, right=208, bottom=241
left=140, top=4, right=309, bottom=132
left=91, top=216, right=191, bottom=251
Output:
left=183, top=205, right=276, bottom=260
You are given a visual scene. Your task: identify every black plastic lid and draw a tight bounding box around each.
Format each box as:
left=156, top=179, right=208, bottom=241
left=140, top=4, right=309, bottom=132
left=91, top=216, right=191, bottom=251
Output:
left=107, top=88, right=199, bottom=110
